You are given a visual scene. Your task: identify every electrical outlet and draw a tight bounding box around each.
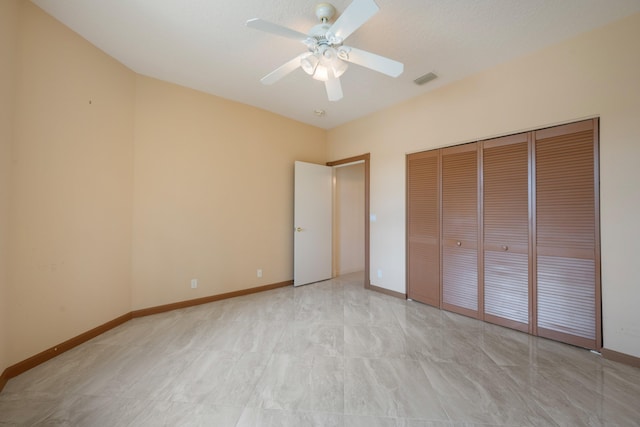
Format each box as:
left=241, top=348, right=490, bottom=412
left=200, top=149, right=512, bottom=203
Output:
left=191, top=279, right=198, bottom=289
left=257, top=269, right=263, bottom=278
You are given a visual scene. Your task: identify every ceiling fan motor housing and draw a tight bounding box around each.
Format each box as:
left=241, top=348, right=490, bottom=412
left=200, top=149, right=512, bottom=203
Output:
left=308, top=23, right=332, bottom=41
left=307, top=3, right=344, bottom=51
left=306, top=22, right=344, bottom=56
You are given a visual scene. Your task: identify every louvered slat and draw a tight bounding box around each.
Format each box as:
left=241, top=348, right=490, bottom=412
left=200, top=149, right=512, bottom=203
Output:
left=442, top=148, right=477, bottom=242
left=484, top=140, right=529, bottom=248
left=483, top=136, right=529, bottom=329
left=407, top=151, right=440, bottom=306
left=537, top=256, right=596, bottom=340
left=535, top=121, right=597, bottom=348
left=443, top=246, right=478, bottom=311
left=484, top=251, right=529, bottom=326
left=442, top=144, right=478, bottom=315
left=536, top=131, right=595, bottom=250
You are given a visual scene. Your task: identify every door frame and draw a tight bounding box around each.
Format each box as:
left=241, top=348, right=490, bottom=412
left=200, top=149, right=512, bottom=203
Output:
left=327, top=153, right=370, bottom=289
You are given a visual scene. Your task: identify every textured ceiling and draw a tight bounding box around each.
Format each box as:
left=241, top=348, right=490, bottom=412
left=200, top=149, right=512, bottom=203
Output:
left=31, top=0, right=640, bottom=129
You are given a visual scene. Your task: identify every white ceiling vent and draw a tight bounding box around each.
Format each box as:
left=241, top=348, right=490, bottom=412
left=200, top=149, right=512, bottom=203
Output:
left=414, top=72, right=438, bottom=86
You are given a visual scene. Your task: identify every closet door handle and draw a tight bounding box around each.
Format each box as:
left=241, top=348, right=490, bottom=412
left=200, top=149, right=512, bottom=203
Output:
left=456, top=241, right=462, bottom=247
left=502, top=245, right=509, bottom=251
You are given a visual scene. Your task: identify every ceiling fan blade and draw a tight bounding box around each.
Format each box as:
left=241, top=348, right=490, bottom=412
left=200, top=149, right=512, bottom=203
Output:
left=260, top=54, right=306, bottom=85
left=329, top=0, right=379, bottom=42
left=246, top=18, right=309, bottom=42
left=325, top=77, right=343, bottom=101
left=341, top=46, right=403, bottom=77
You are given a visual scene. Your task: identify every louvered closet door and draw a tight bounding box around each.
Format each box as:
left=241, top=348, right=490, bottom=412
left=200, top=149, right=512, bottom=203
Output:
left=441, top=143, right=479, bottom=318
left=407, top=151, right=440, bottom=306
left=534, top=119, right=600, bottom=349
left=483, top=133, right=530, bottom=332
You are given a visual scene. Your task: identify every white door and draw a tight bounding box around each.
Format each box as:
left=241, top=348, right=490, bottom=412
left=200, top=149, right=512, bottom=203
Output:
left=294, top=161, right=332, bottom=286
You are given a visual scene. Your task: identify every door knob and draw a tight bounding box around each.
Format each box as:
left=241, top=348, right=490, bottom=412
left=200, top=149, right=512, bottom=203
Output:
left=295, top=227, right=303, bottom=232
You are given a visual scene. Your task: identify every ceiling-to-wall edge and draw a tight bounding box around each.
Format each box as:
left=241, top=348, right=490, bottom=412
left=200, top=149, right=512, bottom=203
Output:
left=326, top=12, right=640, bottom=358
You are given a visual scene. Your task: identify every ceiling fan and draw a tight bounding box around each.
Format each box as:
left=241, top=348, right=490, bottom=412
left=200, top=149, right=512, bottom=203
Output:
left=246, top=0, right=404, bottom=101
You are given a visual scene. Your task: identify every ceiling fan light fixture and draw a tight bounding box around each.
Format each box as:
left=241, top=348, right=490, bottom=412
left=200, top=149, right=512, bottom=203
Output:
left=330, top=58, right=348, bottom=78
left=301, top=54, right=319, bottom=75
left=309, top=47, right=347, bottom=81
left=310, top=57, right=347, bottom=81
left=322, top=46, right=336, bottom=60
left=312, top=63, right=330, bottom=81
left=337, top=47, right=350, bottom=60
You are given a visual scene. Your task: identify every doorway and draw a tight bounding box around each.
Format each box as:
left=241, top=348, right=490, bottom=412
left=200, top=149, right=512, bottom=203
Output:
left=327, top=154, right=370, bottom=288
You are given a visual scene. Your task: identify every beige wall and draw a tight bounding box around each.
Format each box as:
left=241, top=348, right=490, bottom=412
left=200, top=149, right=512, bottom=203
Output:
left=0, top=0, right=20, bottom=373
left=1, top=1, right=327, bottom=375
left=334, top=163, right=365, bottom=275
left=7, top=1, right=136, bottom=364
left=4, top=0, right=639, bottom=377
left=328, top=13, right=640, bottom=358
left=131, top=76, right=326, bottom=309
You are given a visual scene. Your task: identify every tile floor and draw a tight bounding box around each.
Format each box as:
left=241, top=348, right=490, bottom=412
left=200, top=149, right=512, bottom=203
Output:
left=1, top=272, right=639, bottom=426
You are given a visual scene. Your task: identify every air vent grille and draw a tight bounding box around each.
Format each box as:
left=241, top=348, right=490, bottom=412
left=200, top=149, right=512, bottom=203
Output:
left=414, top=72, right=438, bottom=86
